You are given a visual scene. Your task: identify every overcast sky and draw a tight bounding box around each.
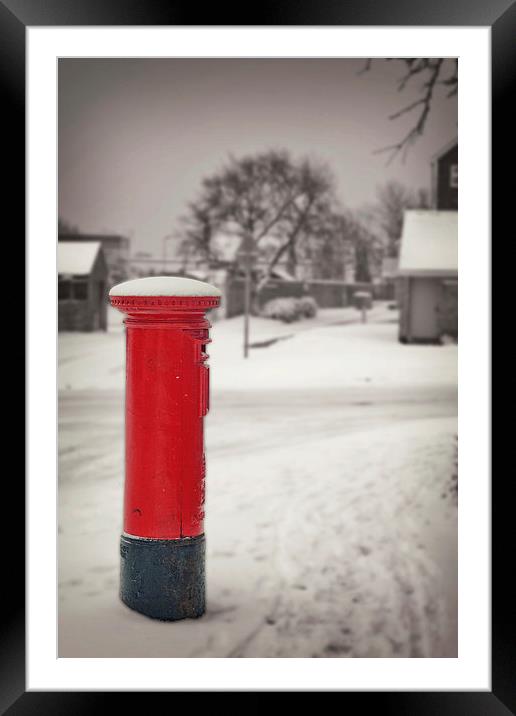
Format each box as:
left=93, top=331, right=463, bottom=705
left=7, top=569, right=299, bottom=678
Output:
left=58, top=58, right=457, bottom=256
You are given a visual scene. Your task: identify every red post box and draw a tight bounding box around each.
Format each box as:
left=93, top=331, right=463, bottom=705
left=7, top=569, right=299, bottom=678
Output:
left=109, top=276, right=221, bottom=620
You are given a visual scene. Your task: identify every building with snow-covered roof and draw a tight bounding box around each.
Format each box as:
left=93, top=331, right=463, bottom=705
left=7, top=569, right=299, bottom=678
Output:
left=58, top=241, right=109, bottom=331
left=59, top=232, right=130, bottom=284
left=397, top=210, right=457, bottom=343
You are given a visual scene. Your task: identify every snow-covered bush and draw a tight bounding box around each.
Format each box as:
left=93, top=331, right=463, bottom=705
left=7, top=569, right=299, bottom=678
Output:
left=298, top=296, right=318, bottom=319
left=262, top=296, right=316, bottom=323
left=261, top=297, right=301, bottom=323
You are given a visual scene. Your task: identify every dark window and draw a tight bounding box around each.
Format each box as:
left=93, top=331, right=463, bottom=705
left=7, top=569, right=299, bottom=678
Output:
left=72, top=281, right=88, bottom=300
left=58, top=280, right=71, bottom=300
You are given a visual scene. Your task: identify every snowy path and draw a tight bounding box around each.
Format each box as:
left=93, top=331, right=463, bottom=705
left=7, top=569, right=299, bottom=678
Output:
left=58, top=386, right=457, bottom=658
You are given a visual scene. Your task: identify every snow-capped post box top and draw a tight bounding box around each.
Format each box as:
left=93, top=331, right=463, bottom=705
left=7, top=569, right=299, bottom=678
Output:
left=109, top=275, right=222, bottom=298
left=109, top=276, right=221, bottom=316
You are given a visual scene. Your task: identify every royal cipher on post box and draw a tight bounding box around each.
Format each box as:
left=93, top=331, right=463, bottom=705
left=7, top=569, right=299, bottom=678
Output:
left=109, top=276, right=221, bottom=621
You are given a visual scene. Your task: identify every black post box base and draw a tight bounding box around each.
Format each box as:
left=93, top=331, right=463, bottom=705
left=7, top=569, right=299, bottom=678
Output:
left=120, top=533, right=206, bottom=621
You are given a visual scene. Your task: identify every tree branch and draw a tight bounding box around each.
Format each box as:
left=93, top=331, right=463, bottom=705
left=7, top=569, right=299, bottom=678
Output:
left=256, top=199, right=315, bottom=293
left=374, top=59, right=445, bottom=163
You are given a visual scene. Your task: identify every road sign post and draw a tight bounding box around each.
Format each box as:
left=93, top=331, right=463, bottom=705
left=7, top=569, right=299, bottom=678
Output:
left=237, top=235, right=257, bottom=359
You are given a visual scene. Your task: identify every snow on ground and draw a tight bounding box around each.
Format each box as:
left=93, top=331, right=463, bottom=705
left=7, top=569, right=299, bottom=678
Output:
left=59, top=303, right=456, bottom=393
left=58, top=303, right=458, bottom=658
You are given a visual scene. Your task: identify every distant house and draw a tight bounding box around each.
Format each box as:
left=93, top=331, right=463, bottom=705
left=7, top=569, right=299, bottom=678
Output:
left=58, top=233, right=130, bottom=285
left=431, top=138, right=458, bottom=210
left=58, top=241, right=108, bottom=331
left=397, top=211, right=457, bottom=343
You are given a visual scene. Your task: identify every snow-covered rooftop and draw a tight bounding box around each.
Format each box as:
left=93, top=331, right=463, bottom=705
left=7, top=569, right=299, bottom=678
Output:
left=58, top=241, right=101, bottom=276
left=109, top=276, right=222, bottom=297
left=398, top=210, right=457, bottom=276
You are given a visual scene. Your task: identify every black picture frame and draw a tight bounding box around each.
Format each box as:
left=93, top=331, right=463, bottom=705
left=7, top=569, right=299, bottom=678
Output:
left=9, top=0, right=504, bottom=710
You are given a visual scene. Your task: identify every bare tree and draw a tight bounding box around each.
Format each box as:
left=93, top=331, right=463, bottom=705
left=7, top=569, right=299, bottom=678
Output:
left=255, top=158, right=335, bottom=294
left=371, top=181, right=430, bottom=257
left=176, top=202, right=218, bottom=270
left=361, top=58, right=458, bottom=161
left=344, top=212, right=382, bottom=283
left=307, top=209, right=381, bottom=283
left=304, top=210, right=350, bottom=280
left=178, top=150, right=336, bottom=308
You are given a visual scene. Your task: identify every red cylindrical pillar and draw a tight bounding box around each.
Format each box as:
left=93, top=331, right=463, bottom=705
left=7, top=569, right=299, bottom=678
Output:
left=109, top=276, right=221, bottom=620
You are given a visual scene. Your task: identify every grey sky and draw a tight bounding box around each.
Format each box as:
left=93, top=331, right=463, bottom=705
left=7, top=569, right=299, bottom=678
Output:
left=58, top=58, right=457, bottom=256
